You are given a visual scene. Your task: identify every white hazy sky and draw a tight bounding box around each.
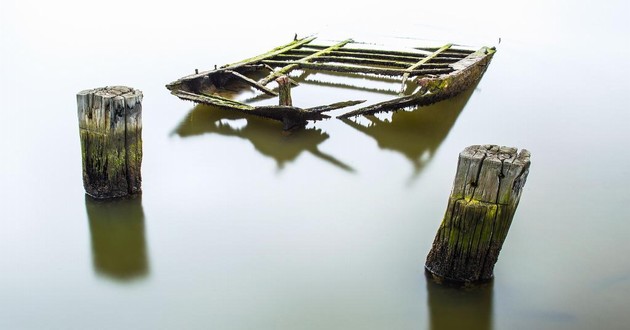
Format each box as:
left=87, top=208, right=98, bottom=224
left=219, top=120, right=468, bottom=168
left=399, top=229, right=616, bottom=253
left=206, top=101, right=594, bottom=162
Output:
left=2, top=0, right=627, bottom=51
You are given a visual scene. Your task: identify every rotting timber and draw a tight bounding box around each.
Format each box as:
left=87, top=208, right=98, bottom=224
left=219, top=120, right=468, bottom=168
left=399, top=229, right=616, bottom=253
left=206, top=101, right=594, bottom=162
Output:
left=166, top=36, right=496, bottom=129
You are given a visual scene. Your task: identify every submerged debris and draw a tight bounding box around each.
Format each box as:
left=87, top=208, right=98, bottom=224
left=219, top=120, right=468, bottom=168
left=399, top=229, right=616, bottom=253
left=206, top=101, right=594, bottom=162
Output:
left=166, top=35, right=495, bottom=129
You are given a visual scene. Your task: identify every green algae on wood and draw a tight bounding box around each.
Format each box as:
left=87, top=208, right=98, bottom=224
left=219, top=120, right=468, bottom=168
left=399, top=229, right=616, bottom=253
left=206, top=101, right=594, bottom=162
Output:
left=425, top=145, right=531, bottom=283
left=257, top=38, right=354, bottom=86
left=338, top=46, right=496, bottom=118
left=165, top=35, right=495, bottom=128
left=398, top=43, right=452, bottom=95
left=77, top=86, right=143, bottom=199
left=276, top=75, right=292, bottom=106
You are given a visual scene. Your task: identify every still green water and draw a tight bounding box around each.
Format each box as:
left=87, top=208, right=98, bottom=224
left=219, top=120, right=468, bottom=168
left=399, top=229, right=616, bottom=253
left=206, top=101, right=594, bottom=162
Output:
left=1, top=1, right=629, bottom=329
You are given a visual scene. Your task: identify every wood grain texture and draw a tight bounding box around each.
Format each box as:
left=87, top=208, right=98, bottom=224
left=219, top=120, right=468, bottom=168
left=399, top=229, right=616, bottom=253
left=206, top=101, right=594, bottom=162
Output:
left=338, top=46, right=495, bottom=118
left=77, top=86, right=143, bottom=199
left=275, top=75, right=292, bottom=106
left=425, top=145, right=530, bottom=282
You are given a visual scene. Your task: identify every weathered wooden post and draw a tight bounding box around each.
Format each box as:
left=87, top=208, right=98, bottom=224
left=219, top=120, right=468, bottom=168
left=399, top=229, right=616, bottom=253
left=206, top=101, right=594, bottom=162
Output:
left=276, top=75, right=292, bottom=106
left=77, top=86, right=143, bottom=199
left=425, top=145, right=531, bottom=282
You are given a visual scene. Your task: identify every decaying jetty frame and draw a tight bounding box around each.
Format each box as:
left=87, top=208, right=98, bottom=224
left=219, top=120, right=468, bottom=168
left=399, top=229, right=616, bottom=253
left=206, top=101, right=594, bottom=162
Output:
left=166, top=35, right=495, bottom=129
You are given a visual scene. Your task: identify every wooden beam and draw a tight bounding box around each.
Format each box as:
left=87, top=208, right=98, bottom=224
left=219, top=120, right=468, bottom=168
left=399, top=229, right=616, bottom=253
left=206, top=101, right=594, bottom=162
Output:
left=399, top=44, right=452, bottom=95
left=305, top=100, right=366, bottom=113
left=306, top=44, right=434, bottom=57
left=225, top=70, right=278, bottom=96
left=272, top=54, right=450, bottom=68
left=258, top=39, right=354, bottom=86
left=173, top=90, right=254, bottom=111
left=284, top=48, right=425, bottom=62
left=261, top=60, right=452, bottom=76
left=222, top=36, right=317, bottom=70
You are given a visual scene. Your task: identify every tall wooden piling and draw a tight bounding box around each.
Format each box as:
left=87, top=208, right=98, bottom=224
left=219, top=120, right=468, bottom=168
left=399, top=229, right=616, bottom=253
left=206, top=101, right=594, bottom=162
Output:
left=425, top=145, right=531, bottom=283
left=276, top=75, right=292, bottom=106
left=77, top=86, right=143, bottom=199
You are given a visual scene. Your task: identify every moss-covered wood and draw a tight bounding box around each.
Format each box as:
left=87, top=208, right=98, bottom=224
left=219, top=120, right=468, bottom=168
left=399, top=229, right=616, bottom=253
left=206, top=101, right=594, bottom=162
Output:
left=165, top=35, right=496, bottom=127
left=338, top=46, right=495, bottom=118
left=257, top=39, right=354, bottom=86
left=222, top=36, right=317, bottom=70
left=261, top=60, right=453, bottom=76
left=172, top=89, right=363, bottom=130
left=276, top=75, right=292, bottom=106
left=425, top=145, right=530, bottom=283
left=399, top=43, right=452, bottom=95
left=225, top=70, right=278, bottom=96
left=77, top=86, right=143, bottom=199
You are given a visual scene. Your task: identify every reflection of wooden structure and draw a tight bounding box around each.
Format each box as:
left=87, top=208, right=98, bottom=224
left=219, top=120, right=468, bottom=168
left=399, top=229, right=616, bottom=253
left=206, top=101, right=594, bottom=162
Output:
left=426, top=272, right=493, bottom=330
left=166, top=36, right=495, bottom=129
left=341, top=85, right=476, bottom=177
left=173, top=104, right=353, bottom=172
left=85, top=195, right=149, bottom=281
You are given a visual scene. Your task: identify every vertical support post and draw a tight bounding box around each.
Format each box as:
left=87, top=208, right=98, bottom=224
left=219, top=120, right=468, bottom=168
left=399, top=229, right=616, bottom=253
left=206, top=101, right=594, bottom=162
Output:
left=425, top=145, right=531, bottom=283
left=276, top=75, right=292, bottom=106
left=77, top=86, right=143, bottom=199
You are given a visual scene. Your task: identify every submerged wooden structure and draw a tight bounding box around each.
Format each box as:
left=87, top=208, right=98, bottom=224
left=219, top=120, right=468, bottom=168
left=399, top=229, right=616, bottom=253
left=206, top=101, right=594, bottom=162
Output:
left=166, top=36, right=495, bottom=129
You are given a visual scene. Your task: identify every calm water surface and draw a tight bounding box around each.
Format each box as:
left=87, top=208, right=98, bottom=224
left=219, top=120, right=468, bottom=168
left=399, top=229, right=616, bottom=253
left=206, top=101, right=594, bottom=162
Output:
left=1, top=1, right=629, bottom=329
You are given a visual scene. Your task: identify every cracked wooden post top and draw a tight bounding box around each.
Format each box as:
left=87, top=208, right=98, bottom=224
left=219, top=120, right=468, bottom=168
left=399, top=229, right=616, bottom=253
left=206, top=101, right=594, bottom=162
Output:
left=77, top=86, right=143, bottom=199
left=275, top=75, right=292, bottom=106
left=425, top=144, right=531, bottom=283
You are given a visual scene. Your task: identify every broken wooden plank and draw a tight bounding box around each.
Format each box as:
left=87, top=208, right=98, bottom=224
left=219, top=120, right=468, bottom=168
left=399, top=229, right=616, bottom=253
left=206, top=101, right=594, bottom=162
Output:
left=300, top=78, right=399, bottom=95
left=417, top=46, right=475, bottom=54
left=166, top=35, right=496, bottom=127
left=305, top=100, right=366, bottom=113
left=271, top=54, right=451, bottom=69
left=306, top=44, right=434, bottom=57
left=222, top=36, right=317, bottom=70
left=173, top=89, right=363, bottom=130
left=225, top=70, right=278, bottom=96
left=257, top=39, right=354, bottom=86
left=260, top=60, right=453, bottom=76
left=399, top=44, right=452, bottom=95
left=338, top=46, right=496, bottom=118
left=173, top=90, right=255, bottom=111
left=286, top=48, right=423, bottom=60
left=260, top=63, right=300, bottom=86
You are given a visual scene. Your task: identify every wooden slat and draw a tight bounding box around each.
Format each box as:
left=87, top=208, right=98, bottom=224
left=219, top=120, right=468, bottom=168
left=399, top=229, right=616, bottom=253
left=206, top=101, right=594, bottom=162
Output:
left=173, top=90, right=254, bottom=111
left=225, top=70, right=278, bottom=96
left=306, top=44, right=434, bottom=57
left=399, top=44, right=452, bottom=95
left=222, top=36, right=317, bottom=70
left=285, top=48, right=425, bottom=62
left=257, top=39, right=354, bottom=86
left=261, top=60, right=452, bottom=76
left=271, top=54, right=453, bottom=68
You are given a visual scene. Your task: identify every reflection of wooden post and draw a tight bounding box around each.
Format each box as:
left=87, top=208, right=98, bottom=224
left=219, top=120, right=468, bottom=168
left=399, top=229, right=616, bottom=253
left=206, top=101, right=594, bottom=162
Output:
left=276, top=75, right=292, bottom=106
left=85, top=195, right=148, bottom=281
left=77, top=86, right=143, bottom=199
left=426, top=272, right=493, bottom=329
left=426, top=145, right=531, bottom=282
